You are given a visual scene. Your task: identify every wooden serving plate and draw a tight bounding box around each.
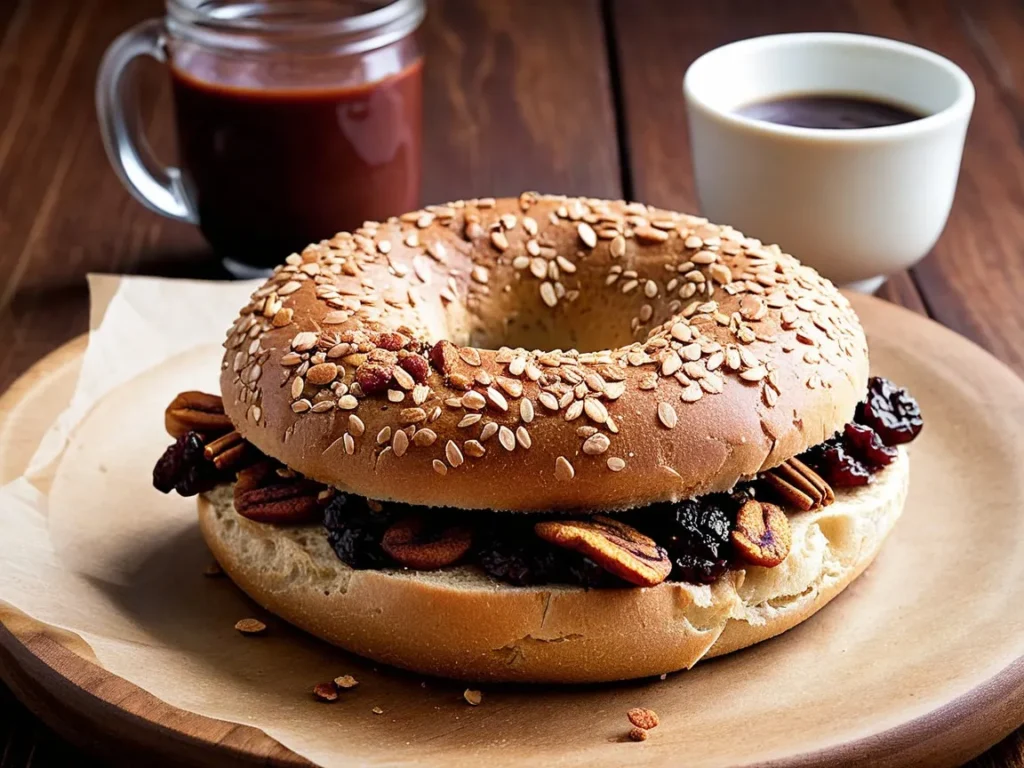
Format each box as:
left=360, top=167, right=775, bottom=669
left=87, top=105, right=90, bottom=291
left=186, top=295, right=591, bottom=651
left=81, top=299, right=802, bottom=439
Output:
left=1, top=295, right=1023, bottom=767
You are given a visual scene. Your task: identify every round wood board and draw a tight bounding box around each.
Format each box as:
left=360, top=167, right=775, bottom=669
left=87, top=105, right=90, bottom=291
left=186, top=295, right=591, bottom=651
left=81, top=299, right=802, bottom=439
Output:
left=1, top=294, right=1023, bottom=768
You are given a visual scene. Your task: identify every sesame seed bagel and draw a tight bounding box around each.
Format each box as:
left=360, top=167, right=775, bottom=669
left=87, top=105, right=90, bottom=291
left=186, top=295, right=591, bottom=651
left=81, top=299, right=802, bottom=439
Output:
left=220, top=194, right=868, bottom=511
left=197, top=449, right=908, bottom=683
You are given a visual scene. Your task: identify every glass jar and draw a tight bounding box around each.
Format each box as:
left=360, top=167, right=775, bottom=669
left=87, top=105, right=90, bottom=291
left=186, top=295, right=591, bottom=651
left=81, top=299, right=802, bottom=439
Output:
left=97, top=0, right=426, bottom=276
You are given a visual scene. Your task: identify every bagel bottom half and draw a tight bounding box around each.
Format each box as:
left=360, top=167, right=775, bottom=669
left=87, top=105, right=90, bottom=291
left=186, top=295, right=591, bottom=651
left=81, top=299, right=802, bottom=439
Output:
left=198, top=450, right=909, bottom=683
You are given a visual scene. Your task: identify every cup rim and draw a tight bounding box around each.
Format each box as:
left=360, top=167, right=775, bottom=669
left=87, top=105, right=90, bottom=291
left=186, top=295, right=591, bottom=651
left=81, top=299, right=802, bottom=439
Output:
left=683, top=32, right=975, bottom=143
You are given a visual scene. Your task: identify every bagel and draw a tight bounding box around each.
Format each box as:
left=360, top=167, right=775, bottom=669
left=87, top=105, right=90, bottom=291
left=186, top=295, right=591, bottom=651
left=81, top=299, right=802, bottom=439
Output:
left=220, top=194, right=868, bottom=511
left=149, top=194, right=923, bottom=684
left=198, top=449, right=908, bottom=683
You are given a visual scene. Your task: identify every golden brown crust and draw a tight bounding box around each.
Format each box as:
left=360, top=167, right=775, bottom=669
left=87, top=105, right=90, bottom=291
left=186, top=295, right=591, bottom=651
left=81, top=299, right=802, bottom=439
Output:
left=219, top=194, right=868, bottom=511
left=198, top=450, right=908, bottom=683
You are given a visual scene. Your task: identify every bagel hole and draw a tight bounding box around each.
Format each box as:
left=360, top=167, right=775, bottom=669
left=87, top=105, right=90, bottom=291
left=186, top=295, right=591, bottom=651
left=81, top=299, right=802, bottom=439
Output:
left=470, top=302, right=642, bottom=353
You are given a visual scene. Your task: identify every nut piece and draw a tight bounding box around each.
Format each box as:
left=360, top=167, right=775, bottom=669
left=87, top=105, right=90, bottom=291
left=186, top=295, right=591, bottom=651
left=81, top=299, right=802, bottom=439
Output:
left=355, top=361, right=394, bottom=394
left=165, top=391, right=232, bottom=438
left=313, top=682, right=338, bottom=702
left=234, top=618, right=266, bottom=635
left=628, top=727, right=648, bottom=742
left=334, top=674, right=359, bottom=689
left=731, top=499, right=792, bottom=568
left=234, top=461, right=325, bottom=523
left=463, top=689, right=482, bottom=706
left=534, top=516, right=671, bottom=587
left=760, top=457, right=834, bottom=511
left=380, top=516, right=473, bottom=569
left=627, top=707, right=659, bottom=730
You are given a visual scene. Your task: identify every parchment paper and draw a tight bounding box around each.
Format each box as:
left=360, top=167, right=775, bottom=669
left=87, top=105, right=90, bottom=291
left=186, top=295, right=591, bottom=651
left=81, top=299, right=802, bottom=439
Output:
left=0, top=275, right=1023, bottom=768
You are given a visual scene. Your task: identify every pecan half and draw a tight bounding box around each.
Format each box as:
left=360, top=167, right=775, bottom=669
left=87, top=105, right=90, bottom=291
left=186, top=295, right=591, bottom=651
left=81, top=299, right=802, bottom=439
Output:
left=760, top=457, right=834, bottom=511
left=731, top=499, right=791, bottom=568
left=380, top=515, right=473, bottom=569
left=234, top=461, right=325, bottom=524
left=534, top=516, right=672, bottom=587
left=165, top=391, right=233, bottom=439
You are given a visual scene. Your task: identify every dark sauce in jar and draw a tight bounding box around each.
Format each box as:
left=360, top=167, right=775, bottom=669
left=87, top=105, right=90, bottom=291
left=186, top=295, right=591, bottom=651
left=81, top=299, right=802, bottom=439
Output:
left=735, top=93, right=925, bottom=130
left=170, top=58, right=423, bottom=269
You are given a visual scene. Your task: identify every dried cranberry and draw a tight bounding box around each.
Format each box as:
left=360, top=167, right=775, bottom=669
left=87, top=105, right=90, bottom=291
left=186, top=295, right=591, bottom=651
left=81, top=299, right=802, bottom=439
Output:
left=355, top=361, right=393, bottom=394
left=635, top=495, right=737, bottom=585
left=843, top=423, right=898, bottom=469
left=374, top=332, right=406, bottom=351
left=323, top=494, right=395, bottom=569
left=399, top=353, right=430, bottom=383
left=800, top=438, right=872, bottom=487
left=856, top=376, right=923, bottom=446
left=152, top=431, right=220, bottom=496
left=429, top=339, right=459, bottom=375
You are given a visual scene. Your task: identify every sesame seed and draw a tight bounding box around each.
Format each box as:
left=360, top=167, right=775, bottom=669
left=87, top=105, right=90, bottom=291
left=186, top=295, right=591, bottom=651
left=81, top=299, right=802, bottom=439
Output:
left=343, top=433, right=355, bottom=455
left=564, top=400, right=584, bottom=421
left=555, top=456, right=575, bottom=481
left=387, top=389, right=405, bottom=403
left=349, top=415, right=365, bottom=436
left=520, top=398, right=535, bottom=423
left=486, top=387, right=509, bottom=411
left=540, top=282, right=558, bottom=307
left=291, top=377, right=305, bottom=399
left=607, top=457, right=626, bottom=472
left=661, top=351, right=682, bottom=377
left=459, top=347, right=482, bottom=366
left=584, top=398, right=608, bottom=424
left=392, top=366, right=415, bottom=390
left=376, top=426, right=392, bottom=445
left=464, top=440, right=486, bottom=458
left=480, top=422, right=499, bottom=441
left=392, top=429, right=409, bottom=457
left=292, top=399, right=311, bottom=413
left=432, top=459, right=448, bottom=475
left=413, top=428, right=438, bottom=447
left=583, top=433, right=610, bottom=455
left=578, top=222, right=597, bottom=248
left=498, top=426, right=516, bottom=451
left=610, top=235, right=626, bottom=258
left=462, top=390, right=487, bottom=410
left=490, top=230, right=509, bottom=252
left=516, top=426, right=532, bottom=449
left=458, top=413, right=483, bottom=428
left=445, top=440, right=464, bottom=467
left=658, top=402, right=678, bottom=429
left=740, top=366, right=769, bottom=381
left=680, top=382, right=704, bottom=402
left=337, top=395, right=358, bottom=410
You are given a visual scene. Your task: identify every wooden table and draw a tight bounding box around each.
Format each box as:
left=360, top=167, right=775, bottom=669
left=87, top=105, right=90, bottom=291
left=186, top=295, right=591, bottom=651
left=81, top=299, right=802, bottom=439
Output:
left=0, top=0, right=1021, bottom=764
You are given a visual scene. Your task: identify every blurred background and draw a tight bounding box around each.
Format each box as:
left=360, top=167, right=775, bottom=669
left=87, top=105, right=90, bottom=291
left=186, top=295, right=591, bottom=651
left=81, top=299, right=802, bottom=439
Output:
left=1, top=1, right=1023, bottom=765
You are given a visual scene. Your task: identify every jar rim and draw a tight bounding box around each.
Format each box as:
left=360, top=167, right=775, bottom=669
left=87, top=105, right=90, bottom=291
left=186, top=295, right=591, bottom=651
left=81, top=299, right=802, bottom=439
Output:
left=166, top=0, right=425, bottom=54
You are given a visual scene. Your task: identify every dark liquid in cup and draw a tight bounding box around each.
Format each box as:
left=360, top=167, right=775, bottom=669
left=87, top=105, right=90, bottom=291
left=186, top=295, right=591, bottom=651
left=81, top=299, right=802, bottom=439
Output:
left=735, top=93, right=925, bottom=130
left=170, top=59, right=423, bottom=270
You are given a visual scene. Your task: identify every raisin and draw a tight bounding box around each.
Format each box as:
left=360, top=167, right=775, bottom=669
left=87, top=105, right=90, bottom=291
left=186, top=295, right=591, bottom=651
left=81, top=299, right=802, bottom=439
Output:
left=801, top=438, right=872, bottom=487
left=475, top=517, right=564, bottom=586
left=323, top=495, right=396, bottom=569
left=856, top=376, right=923, bottom=446
left=634, top=495, right=738, bottom=585
left=152, top=431, right=220, bottom=496
left=843, top=422, right=898, bottom=469
left=399, top=353, right=430, bottom=383
left=355, top=361, right=393, bottom=394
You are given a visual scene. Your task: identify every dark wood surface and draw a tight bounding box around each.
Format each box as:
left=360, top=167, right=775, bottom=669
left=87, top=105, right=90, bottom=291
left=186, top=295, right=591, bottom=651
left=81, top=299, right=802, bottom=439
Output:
left=0, top=0, right=1021, bottom=765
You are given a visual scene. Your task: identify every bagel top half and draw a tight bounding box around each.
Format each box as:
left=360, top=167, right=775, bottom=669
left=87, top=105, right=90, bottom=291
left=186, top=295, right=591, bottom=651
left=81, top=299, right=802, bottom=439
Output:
left=220, top=194, right=868, bottom=512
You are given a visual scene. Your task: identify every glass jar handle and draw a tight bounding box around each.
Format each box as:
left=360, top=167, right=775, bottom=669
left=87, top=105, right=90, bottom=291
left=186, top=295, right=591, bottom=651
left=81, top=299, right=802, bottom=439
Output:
left=95, top=19, right=197, bottom=223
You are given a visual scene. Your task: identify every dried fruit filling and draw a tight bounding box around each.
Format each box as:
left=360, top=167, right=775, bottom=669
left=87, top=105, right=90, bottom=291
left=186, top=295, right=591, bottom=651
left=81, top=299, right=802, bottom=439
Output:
left=154, top=377, right=923, bottom=588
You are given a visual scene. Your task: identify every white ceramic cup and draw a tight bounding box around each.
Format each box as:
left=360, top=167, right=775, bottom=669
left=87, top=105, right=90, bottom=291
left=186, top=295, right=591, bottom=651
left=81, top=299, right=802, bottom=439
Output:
left=684, top=33, right=974, bottom=291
